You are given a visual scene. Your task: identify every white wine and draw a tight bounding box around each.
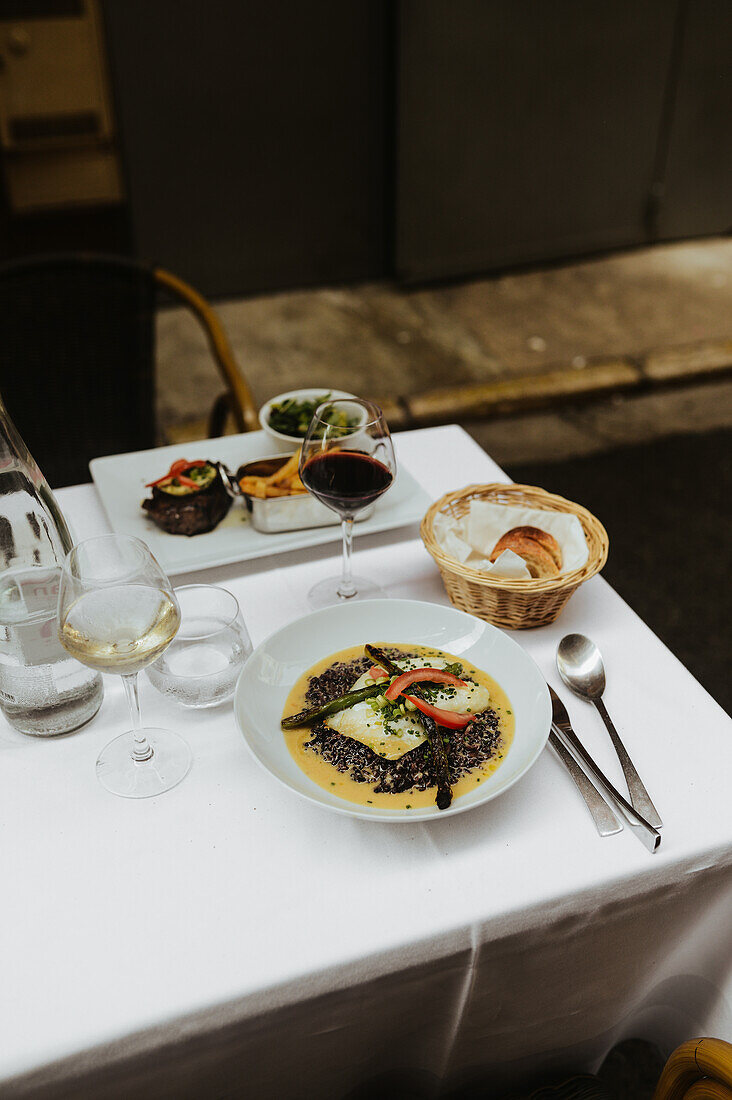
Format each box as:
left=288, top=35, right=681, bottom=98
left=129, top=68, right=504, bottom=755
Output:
left=60, top=585, right=180, bottom=675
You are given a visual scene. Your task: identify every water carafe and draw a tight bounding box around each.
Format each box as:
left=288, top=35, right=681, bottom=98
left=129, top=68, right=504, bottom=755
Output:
left=0, top=398, right=103, bottom=735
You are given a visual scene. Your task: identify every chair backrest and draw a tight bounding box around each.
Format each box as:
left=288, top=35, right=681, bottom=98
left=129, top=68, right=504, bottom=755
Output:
left=653, top=1039, right=732, bottom=1100
left=0, top=253, right=157, bottom=487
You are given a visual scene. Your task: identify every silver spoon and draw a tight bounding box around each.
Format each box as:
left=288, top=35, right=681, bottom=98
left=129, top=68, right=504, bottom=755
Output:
left=557, top=634, right=662, bottom=829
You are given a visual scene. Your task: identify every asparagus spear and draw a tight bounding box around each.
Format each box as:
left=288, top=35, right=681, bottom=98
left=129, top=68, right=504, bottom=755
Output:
left=365, top=644, right=453, bottom=810
left=281, top=682, right=386, bottom=730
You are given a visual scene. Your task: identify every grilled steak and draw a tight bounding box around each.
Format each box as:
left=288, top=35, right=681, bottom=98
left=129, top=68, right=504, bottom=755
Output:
left=142, top=460, right=232, bottom=536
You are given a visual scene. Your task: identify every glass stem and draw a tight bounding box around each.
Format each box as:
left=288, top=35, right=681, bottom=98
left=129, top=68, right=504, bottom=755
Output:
left=122, top=673, right=153, bottom=762
left=338, top=516, right=357, bottom=599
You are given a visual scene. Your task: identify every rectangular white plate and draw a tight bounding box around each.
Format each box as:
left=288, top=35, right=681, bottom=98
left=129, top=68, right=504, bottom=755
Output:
left=90, top=432, right=431, bottom=575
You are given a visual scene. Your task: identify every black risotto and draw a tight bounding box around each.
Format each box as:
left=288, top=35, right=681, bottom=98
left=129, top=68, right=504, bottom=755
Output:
left=303, top=654, right=504, bottom=794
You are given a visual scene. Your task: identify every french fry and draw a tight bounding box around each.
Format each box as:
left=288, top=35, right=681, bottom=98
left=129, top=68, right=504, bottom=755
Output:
left=239, top=477, right=267, bottom=499
left=267, top=450, right=301, bottom=486
left=238, top=448, right=309, bottom=499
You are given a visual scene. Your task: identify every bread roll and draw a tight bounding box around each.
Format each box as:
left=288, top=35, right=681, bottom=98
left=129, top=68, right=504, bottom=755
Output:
left=490, top=525, right=563, bottom=579
left=504, top=525, right=562, bottom=569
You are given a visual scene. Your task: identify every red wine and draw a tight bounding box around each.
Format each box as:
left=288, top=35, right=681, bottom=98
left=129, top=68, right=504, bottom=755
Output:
left=301, top=451, right=393, bottom=514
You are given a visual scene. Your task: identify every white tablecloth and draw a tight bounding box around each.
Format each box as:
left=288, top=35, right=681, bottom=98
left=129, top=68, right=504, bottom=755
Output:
left=2, top=427, right=731, bottom=1099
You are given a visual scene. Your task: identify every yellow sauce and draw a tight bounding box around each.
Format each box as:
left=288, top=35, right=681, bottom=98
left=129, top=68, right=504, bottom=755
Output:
left=283, top=643, right=515, bottom=809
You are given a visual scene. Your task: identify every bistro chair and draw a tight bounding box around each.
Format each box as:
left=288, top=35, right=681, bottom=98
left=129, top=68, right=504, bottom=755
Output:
left=518, top=1038, right=732, bottom=1100
left=0, top=253, right=257, bottom=487
left=652, top=1039, right=732, bottom=1100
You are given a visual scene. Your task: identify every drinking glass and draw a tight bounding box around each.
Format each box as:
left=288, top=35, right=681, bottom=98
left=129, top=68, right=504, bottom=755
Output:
left=299, top=398, right=396, bottom=608
left=146, top=584, right=252, bottom=708
left=57, top=534, right=192, bottom=798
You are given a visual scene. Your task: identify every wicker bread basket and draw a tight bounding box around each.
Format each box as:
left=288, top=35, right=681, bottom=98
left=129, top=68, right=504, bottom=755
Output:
left=421, top=484, right=609, bottom=629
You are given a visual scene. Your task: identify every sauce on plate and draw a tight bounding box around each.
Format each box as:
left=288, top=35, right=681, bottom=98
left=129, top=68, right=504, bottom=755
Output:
left=283, top=643, right=515, bottom=809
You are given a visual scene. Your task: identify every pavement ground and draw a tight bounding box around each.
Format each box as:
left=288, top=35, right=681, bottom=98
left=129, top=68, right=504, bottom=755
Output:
left=158, top=237, right=732, bottom=464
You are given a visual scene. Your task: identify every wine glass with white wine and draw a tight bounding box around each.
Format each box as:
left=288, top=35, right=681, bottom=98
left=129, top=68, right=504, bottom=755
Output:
left=57, top=535, right=191, bottom=798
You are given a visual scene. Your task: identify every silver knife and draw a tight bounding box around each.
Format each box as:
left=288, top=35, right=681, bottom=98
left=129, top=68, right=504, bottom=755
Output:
left=548, top=729, right=622, bottom=836
left=549, top=687, right=661, bottom=854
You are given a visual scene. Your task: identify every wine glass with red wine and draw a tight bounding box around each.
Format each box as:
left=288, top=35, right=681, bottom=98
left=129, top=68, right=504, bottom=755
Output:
left=299, top=398, right=396, bottom=608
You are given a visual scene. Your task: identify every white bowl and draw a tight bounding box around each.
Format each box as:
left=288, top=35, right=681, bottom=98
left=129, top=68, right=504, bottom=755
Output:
left=234, top=599, right=551, bottom=823
left=258, top=387, right=358, bottom=450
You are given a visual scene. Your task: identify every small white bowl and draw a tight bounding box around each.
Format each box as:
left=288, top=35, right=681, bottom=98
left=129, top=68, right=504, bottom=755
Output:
left=258, top=388, right=358, bottom=450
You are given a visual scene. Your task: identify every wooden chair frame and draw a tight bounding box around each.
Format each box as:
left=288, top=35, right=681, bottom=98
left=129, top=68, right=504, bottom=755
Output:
left=653, top=1039, right=732, bottom=1100
left=154, top=267, right=258, bottom=437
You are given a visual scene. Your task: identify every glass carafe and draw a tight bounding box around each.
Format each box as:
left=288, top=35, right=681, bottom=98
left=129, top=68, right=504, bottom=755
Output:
left=0, top=398, right=103, bottom=735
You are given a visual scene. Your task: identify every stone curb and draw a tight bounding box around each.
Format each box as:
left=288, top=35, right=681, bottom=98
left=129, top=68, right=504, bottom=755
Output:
left=164, top=339, right=732, bottom=444
left=378, top=339, right=732, bottom=429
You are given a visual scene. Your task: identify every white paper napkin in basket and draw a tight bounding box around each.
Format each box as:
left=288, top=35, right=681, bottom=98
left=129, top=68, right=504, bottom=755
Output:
left=433, top=500, right=589, bottom=578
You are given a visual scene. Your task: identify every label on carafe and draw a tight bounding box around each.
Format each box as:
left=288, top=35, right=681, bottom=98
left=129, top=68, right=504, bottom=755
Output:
left=0, top=568, right=63, bottom=667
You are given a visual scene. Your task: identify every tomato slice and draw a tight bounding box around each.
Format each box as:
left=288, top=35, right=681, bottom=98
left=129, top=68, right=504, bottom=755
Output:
left=405, top=695, right=472, bottom=729
left=146, top=459, right=207, bottom=487
left=385, top=667, right=466, bottom=701
left=367, top=666, right=389, bottom=681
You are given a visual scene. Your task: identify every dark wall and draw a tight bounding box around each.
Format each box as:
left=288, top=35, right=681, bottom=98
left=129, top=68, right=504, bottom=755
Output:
left=102, top=0, right=388, bottom=298
left=658, top=0, right=732, bottom=238
left=98, top=1, right=730, bottom=297
left=396, top=0, right=678, bottom=282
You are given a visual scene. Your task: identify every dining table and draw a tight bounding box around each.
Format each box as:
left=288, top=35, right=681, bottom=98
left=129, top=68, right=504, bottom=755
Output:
left=1, top=424, right=731, bottom=1099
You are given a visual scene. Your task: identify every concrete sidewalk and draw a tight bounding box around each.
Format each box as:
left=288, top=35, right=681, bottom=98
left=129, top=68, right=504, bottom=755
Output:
left=158, top=237, right=732, bottom=463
